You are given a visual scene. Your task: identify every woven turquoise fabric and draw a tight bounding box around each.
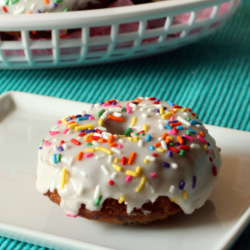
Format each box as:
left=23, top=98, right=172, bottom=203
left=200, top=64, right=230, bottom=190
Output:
left=0, top=0, right=249, bottom=249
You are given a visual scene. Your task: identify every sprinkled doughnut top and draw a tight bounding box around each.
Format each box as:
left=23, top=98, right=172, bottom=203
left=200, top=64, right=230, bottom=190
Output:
left=36, top=97, right=221, bottom=217
left=0, top=0, right=108, bottom=14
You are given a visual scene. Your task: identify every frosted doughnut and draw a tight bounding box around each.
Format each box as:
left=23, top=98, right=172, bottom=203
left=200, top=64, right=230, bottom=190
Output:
left=36, top=97, right=221, bottom=224
left=0, top=0, right=113, bottom=14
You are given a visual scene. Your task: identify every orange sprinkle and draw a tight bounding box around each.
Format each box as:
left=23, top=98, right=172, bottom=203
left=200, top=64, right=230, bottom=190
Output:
left=44, top=0, right=49, bottom=4
left=109, top=143, right=117, bottom=147
left=177, top=136, right=184, bottom=144
left=85, top=138, right=94, bottom=143
left=135, top=97, right=141, bottom=103
left=108, top=135, right=114, bottom=143
left=108, top=115, right=124, bottom=122
left=77, top=152, right=84, bottom=161
left=200, top=131, right=206, bottom=138
left=170, top=110, right=176, bottom=114
left=170, top=122, right=182, bottom=127
left=98, top=138, right=107, bottom=143
left=162, top=133, right=168, bottom=139
left=105, top=99, right=116, bottom=103
left=71, top=115, right=76, bottom=119
left=165, top=138, right=171, bottom=144
left=128, top=152, right=136, bottom=165
left=27, top=11, right=32, bottom=14
left=66, top=121, right=75, bottom=128
left=154, top=142, right=161, bottom=147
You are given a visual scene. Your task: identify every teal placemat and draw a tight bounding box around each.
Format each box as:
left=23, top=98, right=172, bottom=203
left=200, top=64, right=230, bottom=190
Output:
left=0, top=0, right=249, bottom=249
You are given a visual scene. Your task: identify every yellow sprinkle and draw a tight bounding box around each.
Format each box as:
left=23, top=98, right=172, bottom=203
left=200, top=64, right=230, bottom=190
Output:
left=174, top=108, right=179, bottom=112
left=126, top=170, right=139, bottom=177
left=181, top=108, right=187, bottom=112
left=133, top=136, right=139, bottom=142
left=127, top=137, right=133, bottom=141
left=118, top=195, right=125, bottom=204
left=85, top=148, right=95, bottom=153
left=95, top=147, right=113, bottom=155
left=112, top=164, right=122, bottom=172
left=131, top=116, right=137, bottom=127
left=182, top=190, right=187, bottom=200
left=166, top=136, right=173, bottom=140
left=67, top=123, right=78, bottom=129
left=113, top=157, right=119, bottom=163
left=159, top=107, right=164, bottom=115
left=161, top=112, right=172, bottom=120
left=144, top=159, right=149, bottom=164
left=84, top=132, right=94, bottom=139
left=98, top=118, right=104, bottom=126
left=156, top=148, right=165, bottom=153
left=75, top=124, right=94, bottom=131
left=61, top=116, right=70, bottom=123
left=136, top=166, right=142, bottom=175
left=135, top=176, right=146, bottom=192
left=118, top=135, right=126, bottom=137
left=143, top=123, right=148, bottom=132
left=204, top=144, right=208, bottom=150
left=61, top=168, right=67, bottom=189
left=171, top=198, right=178, bottom=203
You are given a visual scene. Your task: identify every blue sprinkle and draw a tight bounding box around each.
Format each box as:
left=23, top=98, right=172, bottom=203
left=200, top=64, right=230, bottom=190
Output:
left=167, top=100, right=174, bottom=106
left=58, top=146, right=64, bottom=152
left=65, top=117, right=72, bottom=121
left=111, top=101, right=117, bottom=105
left=168, top=151, right=172, bottom=157
left=77, top=116, right=88, bottom=122
left=131, top=102, right=139, bottom=105
left=37, top=10, right=41, bottom=13
left=162, top=162, right=170, bottom=168
left=164, top=124, right=172, bottom=130
left=83, top=114, right=91, bottom=117
left=190, top=120, right=202, bottom=125
left=149, top=146, right=155, bottom=150
left=146, top=134, right=151, bottom=142
left=39, top=147, right=42, bottom=150
left=179, top=181, right=185, bottom=190
left=85, top=129, right=96, bottom=134
left=176, top=125, right=183, bottom=130
left=75, top=115, right=82, bottom=118
left=52, top=3, right=57, bottom=8
left=188, top=128, right=196, bottom=134
left=192, top=176, right=197, bottom=189
left=168, top=120, right=178, bottom=124
left=53, top=154, right=57, bottom=164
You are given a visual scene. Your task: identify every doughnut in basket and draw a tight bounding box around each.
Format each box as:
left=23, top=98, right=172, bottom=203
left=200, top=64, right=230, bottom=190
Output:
left=36, top=97, right=221, bottom=225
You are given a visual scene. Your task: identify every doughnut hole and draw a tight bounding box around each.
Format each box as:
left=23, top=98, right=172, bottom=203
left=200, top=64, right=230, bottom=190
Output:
left=103, top=119, right=128, bottom=136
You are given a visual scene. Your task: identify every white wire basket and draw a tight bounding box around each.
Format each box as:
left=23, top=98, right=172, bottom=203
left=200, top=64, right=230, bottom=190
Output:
left=0, top=0, right=240, bottom=69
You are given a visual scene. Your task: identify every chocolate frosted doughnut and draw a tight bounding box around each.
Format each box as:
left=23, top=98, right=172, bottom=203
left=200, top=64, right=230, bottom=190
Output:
left=36, top=97, right=221, bottom=225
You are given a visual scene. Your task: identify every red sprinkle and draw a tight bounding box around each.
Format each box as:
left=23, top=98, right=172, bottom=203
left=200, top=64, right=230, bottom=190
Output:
left=95, top=129, right=102, bottom=134
left=152, top=153, right=158, bottom=157
left=78, top=132, right=85, bottom=137
left=59, top=140, right=65, bottom=145
left=2, top=6, right=7, bottom=13
left=108, top=180, right=114, bottom=185
left=212, top=166, right=217, bottom=176
left=89, top=136, right=100, bottom=140
left=168, top=146, right=180, bottom=153
left=71, top=139, right=81, bottom=146
left=121, top=156, right=127, bottom=165
left=173, top=105, right=182, bottom=109
left=209, top=157, right=213, bottom=162
left=179, top=145, right=190, bottom=151
left=187, top=108, right=192, bottom=112
left=148, top=97, right=156, bottom=101
left=153, top=101, right=159, bottom=104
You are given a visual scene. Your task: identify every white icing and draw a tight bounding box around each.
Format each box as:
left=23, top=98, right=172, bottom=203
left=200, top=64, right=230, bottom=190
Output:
left=36, top=98, right=221, bottom=217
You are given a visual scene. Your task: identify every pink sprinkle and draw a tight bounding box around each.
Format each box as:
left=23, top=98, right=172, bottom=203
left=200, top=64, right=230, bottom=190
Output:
left=117, top=144, right=123, bottom=149
left=197, top=135, right=207, bottom=144
left=183, top=134, right=194, bottom=141
left=88, top=116, right=95, bottom=120
left=103, top=102, right=110, bottom=107
left=169, top=115, right=175, bottom=121
left=125, top=176, right=132, bottom=182
left=84, top=153, right=94, bottom=158
left=49, top=131, right=59, bottom=136
left=169, top=129, right=177, bottom=135
left=44, top=140, right=51, bottom=146
left=112, top=105, right=122, bottom=108
left=150, top=172, right=157, bottom=178
left=206, top=149, right=210, bottom=154
left=126, top=104, right=132, bottom=113
left=56, top=120, right=62, bottom=125
left=65, top=213, right=77, bottom=218
left=63, top=128, right=69, bottom=134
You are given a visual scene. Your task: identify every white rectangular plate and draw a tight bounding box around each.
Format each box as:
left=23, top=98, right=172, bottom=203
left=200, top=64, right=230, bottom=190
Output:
left=0, top=91, right=249, bottom=250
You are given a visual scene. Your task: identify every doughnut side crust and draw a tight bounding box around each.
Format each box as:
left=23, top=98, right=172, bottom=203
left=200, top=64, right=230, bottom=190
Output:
left=45, top=189, right=182, bottom=225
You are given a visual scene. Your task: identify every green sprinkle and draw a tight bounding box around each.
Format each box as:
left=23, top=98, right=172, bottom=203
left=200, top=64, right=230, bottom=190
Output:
left=94, top=195, right=102, bottom=206
left=86, top=142, right=93, bottom=146
left=179, top=150, right=185, bottom=156
left=41, top=139, right=44, bottom=145
left=63, top=8, right=69, bottom=12
left=11, top=0, right=19, bottom=4
left=169, top=141, right=174, bottom=146
left=5, top=0, right=10, bottom=5
left=185, top=117, right=191, bottom=121
left=124, top=128, right=132, bottom=136
left=185, top=130, right=191, bottom=135
left=97, top=109, right=105, bottom=117
left=140, top=133, right=145, bottom=136
left=55, top=0, right=63, bottom=3
left=57, top=154, right=61, bottom=163
left=122, top=107, right=126, bottom=113
left=135, top=133, right=139, bottom=136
